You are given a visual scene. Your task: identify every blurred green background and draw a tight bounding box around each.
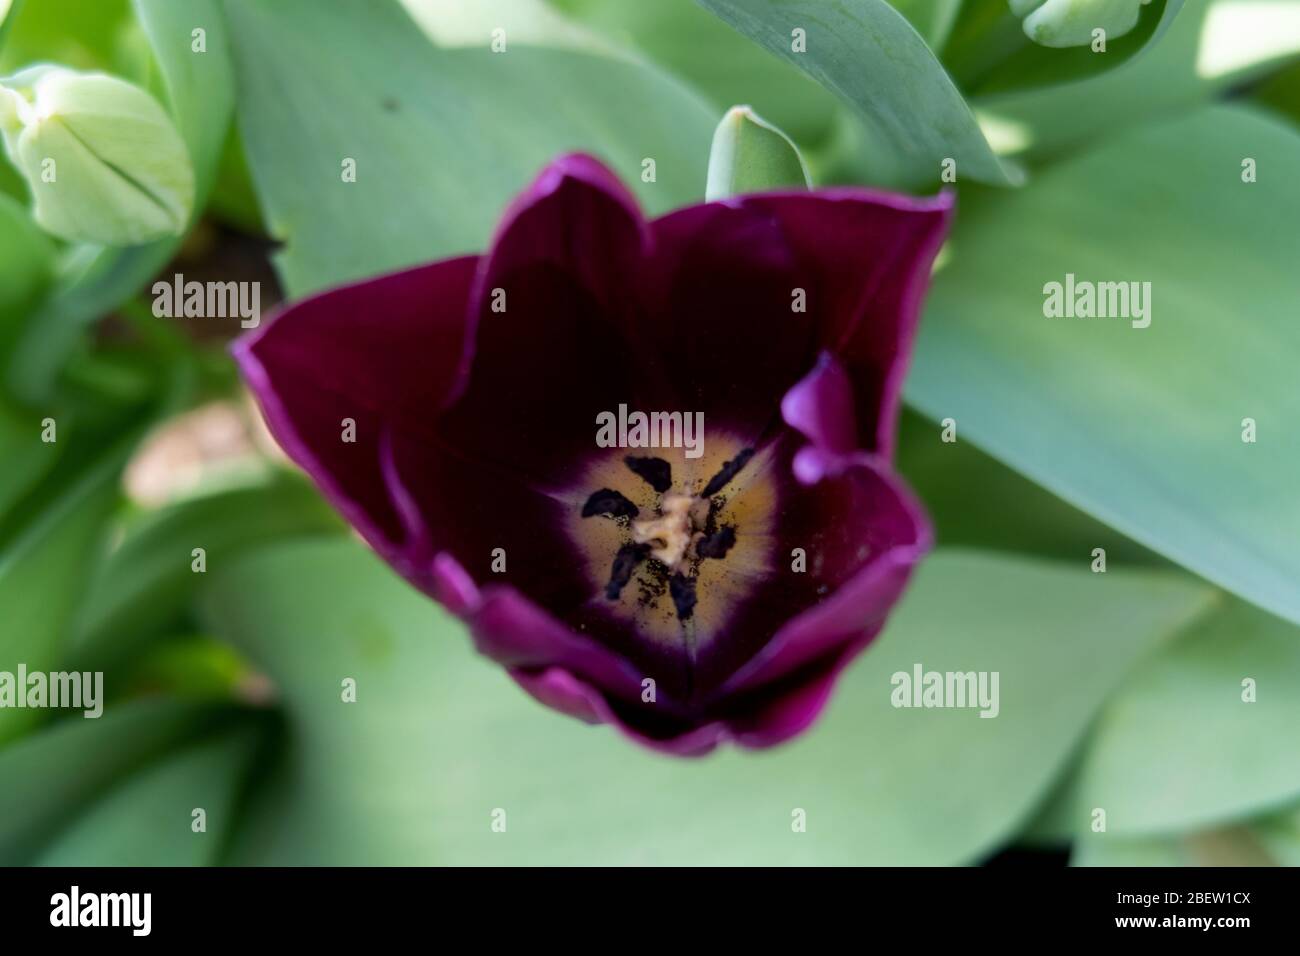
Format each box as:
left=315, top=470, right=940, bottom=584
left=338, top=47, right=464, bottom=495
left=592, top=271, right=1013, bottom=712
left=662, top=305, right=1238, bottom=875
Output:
left=1, top=0, right=1298, bottom=865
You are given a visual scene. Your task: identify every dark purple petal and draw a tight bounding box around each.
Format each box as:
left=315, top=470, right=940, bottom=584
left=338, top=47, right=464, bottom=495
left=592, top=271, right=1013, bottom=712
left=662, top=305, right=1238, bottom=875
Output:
left=233, top=255, right=479, bottom=562
left=633, top=201, right=819, bottom=443
left=437, top=154, right=660, bottom=487
left=740, top=189, right=954, bottom=458
left=722, top=454, right=931, bottom=695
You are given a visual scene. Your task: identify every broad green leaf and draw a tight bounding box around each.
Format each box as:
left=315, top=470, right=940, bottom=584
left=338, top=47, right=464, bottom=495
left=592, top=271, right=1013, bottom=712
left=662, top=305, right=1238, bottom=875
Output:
left=0, top=697, right=231, bottom=863
left=1075, top=599, right=1300, bottom=835
left=551, top=0, right=841, bottom=148
left=705, top=105, right=811, bottom=200
left=975, top=0, right=1300, bottom=160
left=896, top=409, right=1162, bottom=565
left=5, top=0, right=234, bottom=404
left=201, top=538, right=1209, bottom=865
left=694, top=0, right=1019, bottom=185
left=907, top=105, right=1300, bottom=627
left=35, top=722, right=263, bottom=866
left=224, top=0, right=716, bottom=298
left=72, top=472, right=343, bottom=673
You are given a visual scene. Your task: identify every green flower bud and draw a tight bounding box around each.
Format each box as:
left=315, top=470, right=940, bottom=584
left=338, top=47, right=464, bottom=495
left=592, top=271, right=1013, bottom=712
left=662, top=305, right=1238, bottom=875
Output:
left=1010, top=0, right=1149, bottom=49
left=0, top=65, right=194, bottom=245
left=705, top=105, right=811, bottom=202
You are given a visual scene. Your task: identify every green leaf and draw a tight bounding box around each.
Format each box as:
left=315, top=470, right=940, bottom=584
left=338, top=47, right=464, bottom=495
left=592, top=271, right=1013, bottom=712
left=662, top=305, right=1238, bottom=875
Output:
left=1253, top=804, right=1300, bottom=865
left=200, top=538, right=1209, bottom=864
left=0, top=453, right=117, bottom=745
left=224, top=0, right=716, bottom=298
left=705, top=105, right=811, bottom=200
left=896, top=409, right=1162, bottom=565
left=552, top=0, right=841, bottom=149
left=0, top=0, right=132, bottom=75
left=72, top=472, right=344, bottom=673
left=0, top=397, right=60, bottom=517
left=400, top=0, right=612, bottom=54
left=0, top=191, right=52, bottom=339
left=890, top=0, right=963, bottom=51
left=34, top=722, right=264, bottom=866
left=694, top=0, right=1019, bottom=185
left=1255, top=60, right=1300, bottom=130
left=1073, top=825, right=1281, bottom=866
left=974, top=0, right=1300, bottom=160
left=944, top=0, right=1178, bottom=97
left=907, top=105, right=1300, bottom=627
left=1074, top=599, right=1300, bottom=835
left=0, top=697, right=232, bottom=863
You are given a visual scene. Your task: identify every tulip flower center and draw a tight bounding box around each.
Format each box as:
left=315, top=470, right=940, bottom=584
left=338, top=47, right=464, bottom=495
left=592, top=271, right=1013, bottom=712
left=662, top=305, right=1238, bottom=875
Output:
left=567, top=435, right=777, bottom=651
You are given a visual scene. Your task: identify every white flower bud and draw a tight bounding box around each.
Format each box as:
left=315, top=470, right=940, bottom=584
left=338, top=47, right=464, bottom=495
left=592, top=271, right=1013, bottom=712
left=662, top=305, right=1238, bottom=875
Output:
left=0, top=65, right=194, bottom=245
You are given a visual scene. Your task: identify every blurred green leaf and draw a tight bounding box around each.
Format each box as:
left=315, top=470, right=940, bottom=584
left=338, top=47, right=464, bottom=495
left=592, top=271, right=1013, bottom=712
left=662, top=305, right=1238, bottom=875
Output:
left=1253, top=58, right=1300, bottom=129
left=552, top=0, right=841, bottom=148
left=705, top=105, right=811, bottom=199
left=1253, top=804, right=1300, bottom=865
left=1074, top=599, right=1300, bottom=835
left=0, top=191, right=52, bottom=342
left=890, top=0, right=963, bottom=51
left=695, top=0, right=1019, bottom=185
left=945, top=0, right=1178, bottom=96
left=1071, top=827, right=1279, bottom=865
left=976, top=0, right=1300, bottom=160
left=400, top=0, right=613, bottom=54
left=35, top=722, right=264, bottom=866
left=224, top=0, right=716, bottom=298
left=73, top=472, right=344, bottom=672
left=0, top=0, right=132, bottom=74
left=0, top=451, right=117, bottom=744
left=896, top=409, right=1161, bottom=565
left=0, top=696, right=232, bottom=863
left=200, top=538, right=1209, bottom=864
left=908, top=105, right=1300, bottom=627
left=0, top=396, right=60, bottom=516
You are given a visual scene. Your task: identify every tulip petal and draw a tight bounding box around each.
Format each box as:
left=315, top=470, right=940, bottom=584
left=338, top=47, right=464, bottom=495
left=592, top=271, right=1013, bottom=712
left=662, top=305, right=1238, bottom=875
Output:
left=234, top=255, right=478, bottom=561
left=741, top=189, right=954, bottom=457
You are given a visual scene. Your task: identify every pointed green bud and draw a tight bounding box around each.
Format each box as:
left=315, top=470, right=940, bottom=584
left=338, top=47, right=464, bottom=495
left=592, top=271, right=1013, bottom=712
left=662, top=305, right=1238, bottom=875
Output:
left=0, top=65, right=194, bottom=245
left=705, top=105, right=811, bottom=202
left=1010, top=0, right=1149, bottom=49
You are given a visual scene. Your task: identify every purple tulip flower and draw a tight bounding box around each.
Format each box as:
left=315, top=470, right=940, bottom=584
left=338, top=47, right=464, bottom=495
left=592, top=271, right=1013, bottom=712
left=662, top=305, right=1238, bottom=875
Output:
left=235, top=154, right=952, bottom=755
